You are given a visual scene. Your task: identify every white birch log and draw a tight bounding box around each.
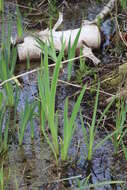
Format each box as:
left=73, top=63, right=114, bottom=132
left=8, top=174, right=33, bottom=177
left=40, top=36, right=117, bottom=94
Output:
left=17, top=24, right=101, bottom=62
left=13, top=0, right=116, bottom=63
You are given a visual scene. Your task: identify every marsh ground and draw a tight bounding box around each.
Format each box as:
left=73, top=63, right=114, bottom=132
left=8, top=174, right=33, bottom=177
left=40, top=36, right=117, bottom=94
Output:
left=0, top=0, right=127, bottom=189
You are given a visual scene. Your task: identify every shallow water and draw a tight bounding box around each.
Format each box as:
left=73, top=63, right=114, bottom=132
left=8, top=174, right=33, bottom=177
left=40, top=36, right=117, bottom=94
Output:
left=1, top=1, right=127, bottom=189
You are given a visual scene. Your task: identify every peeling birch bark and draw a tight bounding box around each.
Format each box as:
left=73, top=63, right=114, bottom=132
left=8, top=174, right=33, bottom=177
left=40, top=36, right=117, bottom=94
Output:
left=12, top=0, right=116, bottom=63
left=92, top=0, right=116, bottom=24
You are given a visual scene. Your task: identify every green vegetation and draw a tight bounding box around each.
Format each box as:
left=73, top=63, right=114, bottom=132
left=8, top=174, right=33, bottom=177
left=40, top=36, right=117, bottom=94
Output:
left=76, top=53, right=97, bottom=85
left=113, top=100, right=127, bottom=153
left=67, top=28, right=81, bottom=81
left=18, top=99, right=36, bottom=145
left=0, top=165, right=4, bottom=190
left=61, top=86, right=86, bottom=161
left=0, top=106, right=9, bottom=154
left=16, top=6, right=23, bottom=38
left=0, top=0, right=3, bottom=13
left=0, top=16, right=17, bottom=106
left=80, top=84, right=116, bottom=161
left=78, top=180, right=124, bottom=190
left=38, top=43, right=65, bottom=161
left=120, top=0, right=126, bottom=9
left=0, top=2, right=127, bottom=190
left=76, top=175, right=124, bottom=190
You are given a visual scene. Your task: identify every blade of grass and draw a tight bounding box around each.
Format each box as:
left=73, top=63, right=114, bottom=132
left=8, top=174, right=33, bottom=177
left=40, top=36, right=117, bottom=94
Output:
left=16, top=6, right=23, bottom=37
left=18, top=100, right=36, bottom=145
left=0, top=0, right=3, bottom=12
left=0, top=165, right=4, bottom=190
left=122, top=141, right=127, bottom=160
left=61, top=85, right=86, bottom=161
left=68, top=28, right=81, bottom=81
left=80, top=111, right=88, bottom=150
left=88, top=82, right=100, bottom=161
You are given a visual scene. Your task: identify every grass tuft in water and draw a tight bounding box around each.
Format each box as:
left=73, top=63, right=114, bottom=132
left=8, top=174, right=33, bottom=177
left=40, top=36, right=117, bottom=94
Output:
left=18, top=100, right=36, bottom=146
left=112, top=100, right=127, bottom=153
left=61, top=85, right=86, bottom=161
left=80, top=83, right=116, bottom=161
left=38, top=42, right=65, bottom=161
left=0, top=94, right=10, bottom=155
left=0, top=14, right=17, bottom=107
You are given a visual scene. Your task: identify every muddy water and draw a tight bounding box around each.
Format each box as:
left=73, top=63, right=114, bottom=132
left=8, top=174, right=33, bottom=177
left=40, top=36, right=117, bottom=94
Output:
left=1, top=1, right=127, bottom=190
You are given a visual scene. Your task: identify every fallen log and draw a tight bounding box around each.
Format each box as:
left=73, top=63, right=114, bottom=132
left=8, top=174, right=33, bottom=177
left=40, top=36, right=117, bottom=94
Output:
left=12, top=0, right=116, bottom=64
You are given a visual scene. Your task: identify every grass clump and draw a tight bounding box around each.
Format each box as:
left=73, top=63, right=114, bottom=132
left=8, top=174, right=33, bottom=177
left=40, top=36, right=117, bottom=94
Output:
left=38, top=43, right=65, bottom=161
left=61, top=86, right=86, bottom=161
left=0, top=108, right=9, bottom=155
left=0, top=14, right=17, bottom=107
left=0, top=92, right=10, bottom=155
left=18, top=100, right=36, bottom=146
left=80, top=83, right=116, bottom=161
left=38, top=40, right=85, bottom=162
left=113, top=100, right=127, bottom=153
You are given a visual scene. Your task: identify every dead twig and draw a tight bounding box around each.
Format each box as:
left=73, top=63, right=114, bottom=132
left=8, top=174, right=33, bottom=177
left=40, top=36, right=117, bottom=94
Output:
left=0, top=55, right=85, bottom=87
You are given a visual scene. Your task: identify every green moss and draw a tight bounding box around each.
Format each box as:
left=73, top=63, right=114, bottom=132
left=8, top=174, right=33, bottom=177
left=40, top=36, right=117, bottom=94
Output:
left=102, top=63, right=127, bottom=99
